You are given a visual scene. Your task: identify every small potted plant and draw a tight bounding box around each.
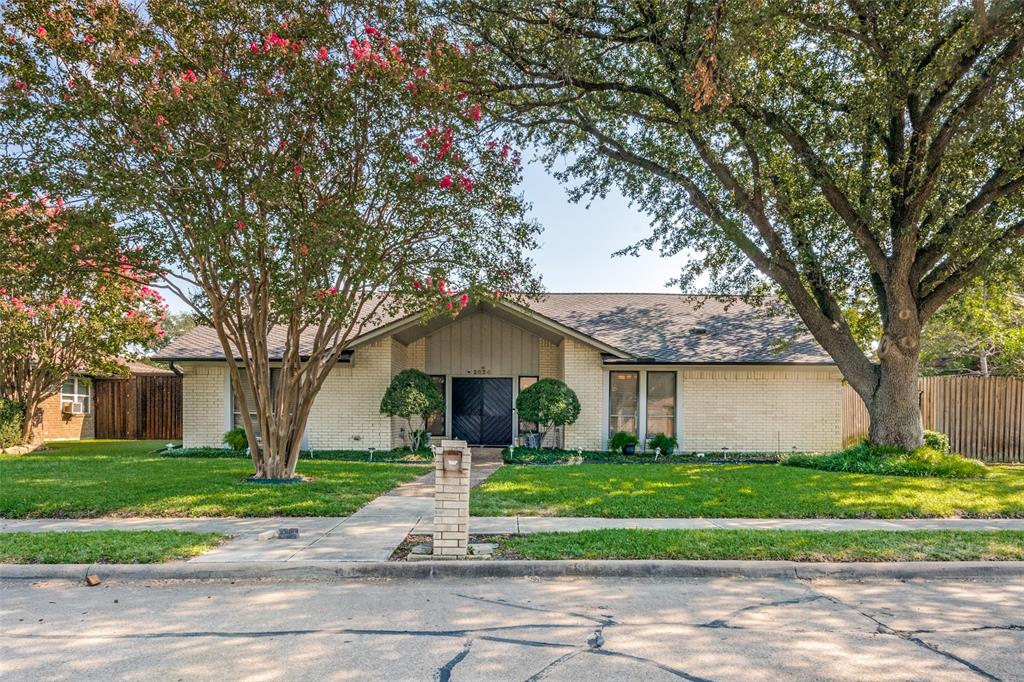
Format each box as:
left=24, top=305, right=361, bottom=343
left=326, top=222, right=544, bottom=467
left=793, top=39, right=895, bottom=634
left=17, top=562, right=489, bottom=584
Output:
left=610, top=431, right=640, bottom=455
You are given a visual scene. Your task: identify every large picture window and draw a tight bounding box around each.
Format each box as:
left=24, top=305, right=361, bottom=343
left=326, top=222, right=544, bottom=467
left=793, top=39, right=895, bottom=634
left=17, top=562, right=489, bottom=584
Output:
left=646, top=371, right=677, bottom=438
left=608, top=371, right=639, bottom=436
left=517, top=376, right=539, bottom=435
left=61, top=378, right=92, bottom=415
left=426, top=375, right=446, bottom=436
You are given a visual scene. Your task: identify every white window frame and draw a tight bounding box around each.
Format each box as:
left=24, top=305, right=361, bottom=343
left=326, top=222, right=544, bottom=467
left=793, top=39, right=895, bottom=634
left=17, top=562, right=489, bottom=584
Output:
left=61, top=378, right=92, bottom=415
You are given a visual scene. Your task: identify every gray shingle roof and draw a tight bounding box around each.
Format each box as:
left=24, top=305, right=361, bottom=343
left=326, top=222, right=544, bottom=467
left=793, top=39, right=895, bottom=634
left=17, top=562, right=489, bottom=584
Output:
left=528, top=294, right=832, bottom=364
left=154, top=293, right=832, bottom=364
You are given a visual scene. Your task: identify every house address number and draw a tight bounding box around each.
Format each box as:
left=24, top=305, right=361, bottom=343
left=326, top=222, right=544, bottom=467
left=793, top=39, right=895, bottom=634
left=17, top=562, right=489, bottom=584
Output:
left=467, top=366, right=491, bottom=375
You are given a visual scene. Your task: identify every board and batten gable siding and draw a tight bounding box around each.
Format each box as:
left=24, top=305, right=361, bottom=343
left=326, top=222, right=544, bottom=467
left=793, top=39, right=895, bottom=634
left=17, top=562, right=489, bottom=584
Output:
left=679, top=365, right=843, bottom=452
left=178, top=362, right=228, bottom=448
left=425, top=311, right=540, bottom=377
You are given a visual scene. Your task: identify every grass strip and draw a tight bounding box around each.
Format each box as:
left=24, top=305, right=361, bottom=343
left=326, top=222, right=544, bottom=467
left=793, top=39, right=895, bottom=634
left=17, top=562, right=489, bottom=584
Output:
left=0, top=530, right=226, bottom=564
left=499, top=529, right=1024, bottom=561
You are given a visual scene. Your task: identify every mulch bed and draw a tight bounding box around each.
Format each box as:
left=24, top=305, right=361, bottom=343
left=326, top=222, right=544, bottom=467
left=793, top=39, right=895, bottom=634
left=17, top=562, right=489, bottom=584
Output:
left=390, top=533, right=521, bottom=561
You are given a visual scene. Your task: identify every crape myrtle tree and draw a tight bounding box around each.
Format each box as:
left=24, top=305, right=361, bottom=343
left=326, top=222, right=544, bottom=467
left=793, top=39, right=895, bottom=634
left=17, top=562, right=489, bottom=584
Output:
left=0, top=195, right=166, bottom=443
left=453, top=0, right=1024, bottom=448
left=3, top=0, right=539, bottom=478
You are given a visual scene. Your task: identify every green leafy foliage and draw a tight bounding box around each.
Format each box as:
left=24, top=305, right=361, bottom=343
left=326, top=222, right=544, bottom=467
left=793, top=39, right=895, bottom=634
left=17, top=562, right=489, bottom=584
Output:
left=380, top=369, right=444, bottom=449
left=0, top=398, right=25, bottom=449
left=1, top=0, right=539, bottom=476
left=0, top=197, right=165, bottom=443
left=783, top=443, right=986, bottom=479
left=648, top=433, right=678, bottom=455
left=923, top=430, right=951, bottom=455
left=921, top=272, right=1024, bottom=378
left=163, top=447, right=432, bottom=462
left=222, top=427, right=248, bottom=452
left=609, top=431, right=639, bottom=453
left=454, top=1, right=1024, bottom=448
left=515, top=379, right=580, bottom=441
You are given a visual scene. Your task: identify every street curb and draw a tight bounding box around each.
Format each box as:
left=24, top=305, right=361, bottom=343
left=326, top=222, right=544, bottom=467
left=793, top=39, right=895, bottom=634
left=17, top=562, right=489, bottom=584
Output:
left=3, top=560, right=1023, bottom=582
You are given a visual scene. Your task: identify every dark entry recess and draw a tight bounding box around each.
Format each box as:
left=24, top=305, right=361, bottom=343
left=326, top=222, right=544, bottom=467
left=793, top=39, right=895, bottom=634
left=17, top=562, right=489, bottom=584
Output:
left=451, top=378, right=512, bottom=446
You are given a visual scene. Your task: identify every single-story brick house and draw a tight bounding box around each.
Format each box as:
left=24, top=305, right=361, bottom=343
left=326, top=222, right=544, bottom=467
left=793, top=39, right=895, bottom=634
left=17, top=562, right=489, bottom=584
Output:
left=154, top=294, right=844, bottom=453
left=33, top=361, right=176, bottom=441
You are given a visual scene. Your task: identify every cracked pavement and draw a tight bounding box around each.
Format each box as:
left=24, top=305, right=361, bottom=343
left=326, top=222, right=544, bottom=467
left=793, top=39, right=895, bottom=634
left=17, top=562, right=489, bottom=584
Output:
left=1, top=576, right=1021, bottom=680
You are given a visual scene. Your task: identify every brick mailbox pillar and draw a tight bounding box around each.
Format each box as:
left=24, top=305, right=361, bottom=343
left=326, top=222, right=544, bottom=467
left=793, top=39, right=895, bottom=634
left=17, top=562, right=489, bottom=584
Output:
left=433, top=440, right=471, bottom=557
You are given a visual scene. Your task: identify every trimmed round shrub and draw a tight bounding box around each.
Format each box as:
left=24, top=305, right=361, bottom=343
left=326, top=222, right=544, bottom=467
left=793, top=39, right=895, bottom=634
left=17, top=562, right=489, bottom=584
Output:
left=648, top=432, right=678, bottom=455
left=380, top=369, right=444, bottom=449
left=222, top=427, right=248, bottom=452
left=0, top=398, right=25, bottom=449
left=516, top=379, right=581, bottom=443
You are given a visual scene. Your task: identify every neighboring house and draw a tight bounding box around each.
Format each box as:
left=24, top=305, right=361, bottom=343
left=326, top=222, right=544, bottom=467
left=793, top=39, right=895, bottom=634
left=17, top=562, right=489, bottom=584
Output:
left=154, top=294, right=845, bottom=453
left=33, top=361, right=176, bottom=442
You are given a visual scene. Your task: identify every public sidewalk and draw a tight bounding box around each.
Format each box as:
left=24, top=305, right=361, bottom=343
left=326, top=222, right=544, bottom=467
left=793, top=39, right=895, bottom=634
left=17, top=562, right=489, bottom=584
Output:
left=4, top=458, right=1023, bottom=563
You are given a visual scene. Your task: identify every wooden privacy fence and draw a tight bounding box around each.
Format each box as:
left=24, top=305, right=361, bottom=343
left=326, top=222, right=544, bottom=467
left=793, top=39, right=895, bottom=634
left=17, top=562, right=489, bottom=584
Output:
left=842, top=376, right=1024, bottom=462
left=94, top=374, right=182, bottom=440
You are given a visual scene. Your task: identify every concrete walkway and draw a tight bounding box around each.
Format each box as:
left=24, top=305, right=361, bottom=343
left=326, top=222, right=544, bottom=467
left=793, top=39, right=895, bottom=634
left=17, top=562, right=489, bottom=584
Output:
left=0, top=463, right=504, bottom=563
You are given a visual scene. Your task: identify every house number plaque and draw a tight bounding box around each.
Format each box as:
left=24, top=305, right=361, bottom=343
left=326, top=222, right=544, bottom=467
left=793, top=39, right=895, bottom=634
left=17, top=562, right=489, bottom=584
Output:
left=467, top=366, right=491, bottom=375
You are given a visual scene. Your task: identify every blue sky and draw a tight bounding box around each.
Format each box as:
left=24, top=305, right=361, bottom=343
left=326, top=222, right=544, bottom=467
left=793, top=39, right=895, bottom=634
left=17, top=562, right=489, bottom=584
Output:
left=519, top=160, right=685, bottom=293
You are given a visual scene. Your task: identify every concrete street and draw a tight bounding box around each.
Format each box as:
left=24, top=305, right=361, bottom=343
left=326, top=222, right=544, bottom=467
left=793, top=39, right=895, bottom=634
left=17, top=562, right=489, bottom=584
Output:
left=2, top=576, right=1020, bottom=681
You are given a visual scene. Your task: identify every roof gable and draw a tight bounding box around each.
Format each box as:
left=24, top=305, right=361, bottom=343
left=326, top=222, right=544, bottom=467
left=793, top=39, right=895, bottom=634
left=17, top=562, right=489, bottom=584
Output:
left=153, top=293, right=833, bottom=364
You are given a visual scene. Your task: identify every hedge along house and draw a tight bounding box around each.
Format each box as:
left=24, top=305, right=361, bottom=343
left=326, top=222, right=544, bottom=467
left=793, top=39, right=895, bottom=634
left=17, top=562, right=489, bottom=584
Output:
left=154, top=294, right=844, bottom=453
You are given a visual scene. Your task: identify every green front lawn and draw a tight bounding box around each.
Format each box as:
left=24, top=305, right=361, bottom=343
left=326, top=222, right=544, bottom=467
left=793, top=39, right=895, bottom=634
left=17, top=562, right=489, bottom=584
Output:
left=0, top=530, right=226, bottom=563
left=499, top=529, right=1024, bottom=561
left=470, top=463, right=1024, bottom=518
left=0, top=440, right=430, bottom=518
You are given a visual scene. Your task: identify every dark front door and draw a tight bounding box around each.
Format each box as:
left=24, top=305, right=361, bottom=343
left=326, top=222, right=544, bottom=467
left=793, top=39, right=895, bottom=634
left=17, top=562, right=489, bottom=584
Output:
left=451, top=378, right=513, bottom=446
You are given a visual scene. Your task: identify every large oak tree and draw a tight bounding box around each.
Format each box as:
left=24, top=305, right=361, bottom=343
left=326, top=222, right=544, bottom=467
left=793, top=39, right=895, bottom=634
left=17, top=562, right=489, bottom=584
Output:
left=454, top=0, right=1024, bottom=448
left=3, top=0, right=539, bottom=477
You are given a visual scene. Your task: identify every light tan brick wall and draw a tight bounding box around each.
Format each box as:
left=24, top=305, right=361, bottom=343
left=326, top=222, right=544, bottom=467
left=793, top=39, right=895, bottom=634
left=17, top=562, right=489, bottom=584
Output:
left=406, top=338, right=426, bottom=372
left=179, top=363, right=227, bottom=448
left=562, top=338, right=604, bottom=450
left=538, top=339, right=563, bottom=379
left=35, top=390, right=94, bottom=441
left=306, top=338, right=396, bottom=450
left=680, top=366, right=843, bottom=452
left=390, top=339, right=409, bottom=447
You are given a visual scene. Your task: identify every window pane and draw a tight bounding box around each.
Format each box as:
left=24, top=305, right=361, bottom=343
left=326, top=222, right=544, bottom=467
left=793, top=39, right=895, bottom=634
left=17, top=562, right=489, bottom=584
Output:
left=646, top=372, right=676, bottom=437
left=518, top=376, right=539, bottom=435
left=61, top=380, right=75, bottom=397
left=427, top=375, right=446, bottom=436
left=79, top=397, right=90, bottom=414
left=608, top=371, right=639, bottom=437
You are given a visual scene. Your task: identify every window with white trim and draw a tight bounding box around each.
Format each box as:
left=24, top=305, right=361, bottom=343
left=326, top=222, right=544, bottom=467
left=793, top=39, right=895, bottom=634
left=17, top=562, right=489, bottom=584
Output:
left=608, top=371, right=639, bottom=437
left=61, top=378, right=92, bottom=415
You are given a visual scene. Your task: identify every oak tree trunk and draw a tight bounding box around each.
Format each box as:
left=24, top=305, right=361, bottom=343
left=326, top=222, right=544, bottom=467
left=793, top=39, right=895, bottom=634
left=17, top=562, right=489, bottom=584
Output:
left=866, top=352, right=923, bottom=450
